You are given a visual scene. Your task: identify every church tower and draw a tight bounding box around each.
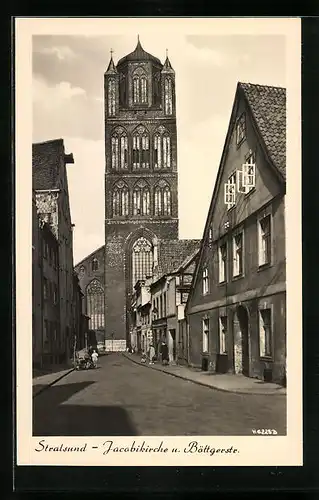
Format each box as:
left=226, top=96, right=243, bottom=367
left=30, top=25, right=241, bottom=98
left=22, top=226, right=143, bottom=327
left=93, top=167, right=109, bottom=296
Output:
left=104, top=37, right=179, bottom=348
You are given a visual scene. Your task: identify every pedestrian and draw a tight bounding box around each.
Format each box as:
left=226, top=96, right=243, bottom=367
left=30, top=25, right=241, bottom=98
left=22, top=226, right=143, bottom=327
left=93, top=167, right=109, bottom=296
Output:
left=141, top=351, right=147, bottom=363
left=91, top=349, right=99, bottom=368
left=161, top=341, right=169, bottom=366
left=148, top=343, right=156, bottom=364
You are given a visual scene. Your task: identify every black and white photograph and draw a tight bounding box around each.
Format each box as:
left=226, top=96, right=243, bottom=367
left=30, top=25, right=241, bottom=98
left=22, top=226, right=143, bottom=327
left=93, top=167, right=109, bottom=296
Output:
left=16, top=17, right=302, bottom=467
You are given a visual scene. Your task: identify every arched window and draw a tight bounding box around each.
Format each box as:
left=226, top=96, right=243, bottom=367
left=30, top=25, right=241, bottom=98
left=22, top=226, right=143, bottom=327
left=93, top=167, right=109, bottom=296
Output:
left=132, top=237, right=153, bottom=287
left=108, top=79, right=116, bottom=116
left=164, top=78, right=173, bottom=115
left=133, top=179, right=150, bottom=216
left=132, top=125, right=150, bottom=170
left=154, top=180, right=171, bottom=216
left=79, top=265, right=85, bottom=278
left=92, top=258, right=99, bottom=272
left=154, top=126, right=171, bottom=169
left=86, top=279, right=105, bottom=331
left=132, top=68, right=148, bottom=104
left=111, top=126, right=128, bottom=170
left=112, top=180, right=129, bottom=217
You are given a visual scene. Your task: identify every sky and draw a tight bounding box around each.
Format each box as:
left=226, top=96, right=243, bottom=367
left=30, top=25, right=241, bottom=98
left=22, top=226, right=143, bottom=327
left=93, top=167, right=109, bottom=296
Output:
left=32, top=33, right=286, bottom=264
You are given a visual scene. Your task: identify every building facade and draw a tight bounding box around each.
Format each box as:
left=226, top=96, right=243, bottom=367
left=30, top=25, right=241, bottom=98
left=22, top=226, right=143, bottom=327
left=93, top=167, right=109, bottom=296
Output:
left=74, top=246, right=105, bottom=348
left=32, top=138, right=75, bottom=364
left=104, top=38, right=179, bottom=349
left=186, top=83, right=286, bottom=385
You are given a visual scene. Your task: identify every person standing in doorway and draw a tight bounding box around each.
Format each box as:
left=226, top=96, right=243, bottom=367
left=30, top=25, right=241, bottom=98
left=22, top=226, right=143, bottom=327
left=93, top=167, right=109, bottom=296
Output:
left=161, top=341, right=169, bottom=366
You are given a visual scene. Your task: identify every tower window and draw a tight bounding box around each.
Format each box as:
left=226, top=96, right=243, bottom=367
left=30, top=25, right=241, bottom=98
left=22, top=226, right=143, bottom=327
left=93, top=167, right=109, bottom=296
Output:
left=154, top=180, right=171, bottom=216
left=86, top=278, right=105, bottom=331
left=132, top=237, right=153, bottom=287
left=108, top=79, right=116, bottom=116
left=133, top=70, right=148, bottom=104
left=112, top=180, right=129, bottom=217
left=154, top=127, right=171, bottom=169
left=132, top=125, right=150, bottom=169
left=133, top=179, right=150, bottom=216
left=164, top=78, right=173, bottom=115
left=111, top=126, right=128, bottom=170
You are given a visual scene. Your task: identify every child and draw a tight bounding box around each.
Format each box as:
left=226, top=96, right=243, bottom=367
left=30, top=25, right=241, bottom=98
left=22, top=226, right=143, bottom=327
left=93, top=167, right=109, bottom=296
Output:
left=91, top=349, right=99, bottom=368
left=141, top=351, right=147, bottom=363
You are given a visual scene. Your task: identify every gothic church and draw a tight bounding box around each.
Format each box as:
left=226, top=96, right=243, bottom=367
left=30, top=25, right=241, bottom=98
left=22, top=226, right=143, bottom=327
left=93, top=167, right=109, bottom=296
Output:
left=75, top=38, right=199, bottom=349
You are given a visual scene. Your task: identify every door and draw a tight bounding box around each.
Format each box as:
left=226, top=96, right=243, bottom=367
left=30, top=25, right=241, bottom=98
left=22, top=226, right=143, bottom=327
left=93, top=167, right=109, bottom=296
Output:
left=233, top=306, right=250, bottom=376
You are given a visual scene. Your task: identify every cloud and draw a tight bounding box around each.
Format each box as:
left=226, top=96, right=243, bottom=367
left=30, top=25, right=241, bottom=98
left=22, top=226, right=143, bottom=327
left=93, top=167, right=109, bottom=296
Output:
left=33, top=77, right=86, bottom=107
left=39, top=45, right=78, bottom=60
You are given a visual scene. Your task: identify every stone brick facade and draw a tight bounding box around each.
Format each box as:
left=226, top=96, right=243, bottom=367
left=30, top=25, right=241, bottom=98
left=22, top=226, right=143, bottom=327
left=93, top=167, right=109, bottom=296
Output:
left=104, top=40, right=180, bottom=346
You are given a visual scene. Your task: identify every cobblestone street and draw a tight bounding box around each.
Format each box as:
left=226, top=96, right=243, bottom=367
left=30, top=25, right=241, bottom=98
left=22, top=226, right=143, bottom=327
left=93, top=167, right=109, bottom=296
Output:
left=33, top=353, right=286, bottom=436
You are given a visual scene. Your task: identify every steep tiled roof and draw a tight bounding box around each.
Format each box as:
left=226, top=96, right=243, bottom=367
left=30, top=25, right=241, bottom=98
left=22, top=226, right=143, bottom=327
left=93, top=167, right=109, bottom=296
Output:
left=239, top=82, right=286, bottom=178
left=157, top=239, right=201, bottom=276
left=32, top=139, right=65, bottom=190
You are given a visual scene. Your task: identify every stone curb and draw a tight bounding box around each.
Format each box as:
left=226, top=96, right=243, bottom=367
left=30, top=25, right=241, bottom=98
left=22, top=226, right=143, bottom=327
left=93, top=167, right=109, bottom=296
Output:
left=32, top=368, right=75, bottom=398
left=123, top=353, right=286, bottom=397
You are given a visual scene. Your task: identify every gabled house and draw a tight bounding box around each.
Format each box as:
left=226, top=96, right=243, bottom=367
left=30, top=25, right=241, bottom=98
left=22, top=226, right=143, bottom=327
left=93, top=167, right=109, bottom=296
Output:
left=150, top=244, right=200, bottom=364
left=32, top=138, right=75, bottom=364
left=186, top=82, right=286, bottom=385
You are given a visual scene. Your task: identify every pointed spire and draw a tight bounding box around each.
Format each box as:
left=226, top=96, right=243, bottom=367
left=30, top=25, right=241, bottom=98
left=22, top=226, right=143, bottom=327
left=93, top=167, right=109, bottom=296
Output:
left=162, top=51, right=174, bottom=74
left=105, top=48, right=117, bottom=74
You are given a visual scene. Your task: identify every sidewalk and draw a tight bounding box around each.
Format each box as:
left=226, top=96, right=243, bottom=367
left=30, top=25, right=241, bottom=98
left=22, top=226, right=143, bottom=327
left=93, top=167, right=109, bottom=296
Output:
left=124, top=353, right=286, bottom=396
left=33, top=365, right=74, bottom=397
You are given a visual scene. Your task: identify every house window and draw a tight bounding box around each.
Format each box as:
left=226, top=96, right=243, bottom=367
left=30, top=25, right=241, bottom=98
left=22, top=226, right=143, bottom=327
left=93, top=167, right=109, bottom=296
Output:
left=224, top=172, right=236, bottom=209
left=154, top=130, right=171, bottom=169
left=259, top=308, right=272, bottom=357
left=133, top=180, right=150, bottom=216
left=219, top=316, right=227, bottom=354
left=160, top=295, right=163, bottom=318
left=111, top=127, right=128, bottom=170
left=154, top=180, right=171, bottom=216
left=92, top=258, right=99, bottom=272
left=202, top=268, right=209, bottom=295
left=132, top=126, right=150, bottom=169
left=43, top=239, right=48, bottom=259
left=233, top=232, right=243, bottom=277
left=43, top=319, right=49, bottom=345
left=236, top=112, right=246, bottom=145
left=202, top=318, right=209, bottom=353
left=258, top=215, right=271, bottom=266
left=219, top=243, right=227, bottom=283
left=43, top=278, right=48, bottom=300
left=208, top=227, right=213, bottom=248
left=164, top=78, right=173, bottom=115
left=112, top=181, right=129, bottom=217
left=53, top=284, right=58, bottom=305
left=108, top=79, right=116, bottom=116
left=163, top=292, right=167, bottom=317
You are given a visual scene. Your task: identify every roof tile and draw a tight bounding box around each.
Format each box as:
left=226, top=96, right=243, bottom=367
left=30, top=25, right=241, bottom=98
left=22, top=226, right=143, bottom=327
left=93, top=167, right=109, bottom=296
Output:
left=239, top=82, right=286, bottom=178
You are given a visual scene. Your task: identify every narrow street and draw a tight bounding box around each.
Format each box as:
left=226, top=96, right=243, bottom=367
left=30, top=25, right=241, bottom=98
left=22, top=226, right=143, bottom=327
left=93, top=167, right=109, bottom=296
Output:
left=33, top=353, right=286, bottom=436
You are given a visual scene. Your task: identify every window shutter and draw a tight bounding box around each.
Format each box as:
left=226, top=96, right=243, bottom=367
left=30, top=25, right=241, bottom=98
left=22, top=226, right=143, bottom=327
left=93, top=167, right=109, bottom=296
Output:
left=258, top=220, right=263, bottom=265
left=243, top=161, right=256, bottom=190
left=224, top=181, right=236, bottom=208
left=236, top=169, right=247, bottom=193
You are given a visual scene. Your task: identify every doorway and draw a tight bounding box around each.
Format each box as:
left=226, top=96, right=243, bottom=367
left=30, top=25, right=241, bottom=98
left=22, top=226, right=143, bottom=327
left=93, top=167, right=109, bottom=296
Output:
left=168, top=329, right=176, bottom=363
left=233, top=305, right=250, bottom=376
